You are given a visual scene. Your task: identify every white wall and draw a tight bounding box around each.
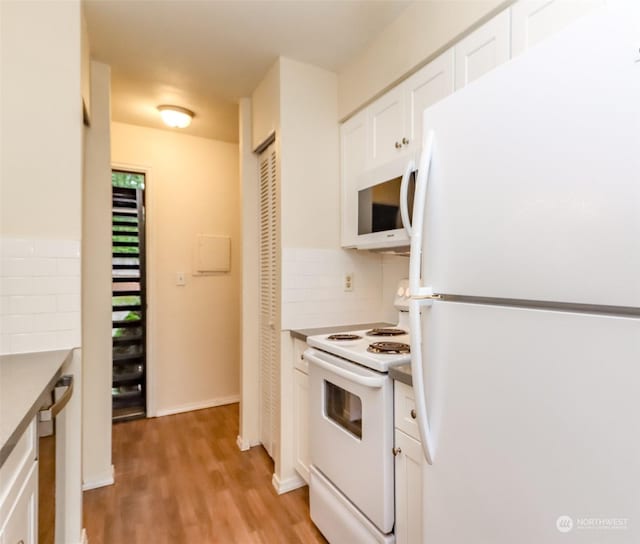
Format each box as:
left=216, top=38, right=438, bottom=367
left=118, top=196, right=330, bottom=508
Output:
left=82, top=61, right=113, bottom=490
left=338, top=0, right=508, bottom=119
left=0, top=1, right=85, bottom=541
left=111, top=122, right=241, bottom=416
left=381, top=254, right=410, bottom=323
left=0, top=0, right=83, bottom=355
left=279, top=58, right=340, bottom=250
left=0, top=0, right=83, bottom=239
left=251, top=61, right=280, bottom=150
left=238, top=98, right=261, bottom=451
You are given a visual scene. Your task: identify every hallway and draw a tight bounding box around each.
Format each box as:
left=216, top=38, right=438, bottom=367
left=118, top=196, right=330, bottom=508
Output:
left=83, top=404, right=327, bottom=543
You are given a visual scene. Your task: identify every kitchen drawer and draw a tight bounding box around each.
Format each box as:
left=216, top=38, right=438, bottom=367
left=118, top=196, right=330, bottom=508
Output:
left=293, top=338, right=308, bottom=374
left=394, top=381, right=419, bottom=441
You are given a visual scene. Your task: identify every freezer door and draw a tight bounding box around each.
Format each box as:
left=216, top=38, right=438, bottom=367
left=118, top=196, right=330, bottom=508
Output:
left=418, top=300, right=640, bottom=543
left=416, top=0, right=640, bottom=307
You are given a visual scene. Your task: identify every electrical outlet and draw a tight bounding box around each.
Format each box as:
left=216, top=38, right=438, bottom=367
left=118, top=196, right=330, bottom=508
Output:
left=176, top=272, right=186, bottom=286
left=344, top=272, right=354, bottom=292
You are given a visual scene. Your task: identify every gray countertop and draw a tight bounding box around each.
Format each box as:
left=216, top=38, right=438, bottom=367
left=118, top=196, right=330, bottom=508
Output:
left=290, top=322, right=393, bottom=341
left=389, top=362, right=413, bottom=386
left=0, top=349, right=72, bottom=467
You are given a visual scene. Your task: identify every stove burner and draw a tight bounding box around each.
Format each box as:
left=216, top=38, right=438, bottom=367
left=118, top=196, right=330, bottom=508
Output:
left=366, top=328, right=407, bottom=337
left=327, top=333, right=362, bottom=341
left=367, top=341, right=410, bottom=354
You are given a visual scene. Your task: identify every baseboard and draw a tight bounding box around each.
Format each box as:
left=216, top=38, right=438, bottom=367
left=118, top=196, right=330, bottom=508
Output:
left=82, top=465, right=115, bottom=491
left=236, top=435, right=262, bottom=452
left=272, top=472, right=306, bottom=495
left=155, top=395, right=240, bottom=417
left=236, top=435, right=250, bottom=451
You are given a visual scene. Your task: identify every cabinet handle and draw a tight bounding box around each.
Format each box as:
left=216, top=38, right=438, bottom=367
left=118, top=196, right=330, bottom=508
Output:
left=410, top=409, right=417, bottom=419
left=39, top=375, right=74, bottom=422
left=300, top=354, right=304, bottom=360
left=395, top=141, right=402, bottom=149
left=392, top=447, right=402, bottom=456
left=402, top=137, right=410, bottom=145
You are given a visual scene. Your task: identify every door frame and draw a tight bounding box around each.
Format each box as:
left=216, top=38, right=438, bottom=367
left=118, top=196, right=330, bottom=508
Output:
left=111, top=161, right=156, bottom=417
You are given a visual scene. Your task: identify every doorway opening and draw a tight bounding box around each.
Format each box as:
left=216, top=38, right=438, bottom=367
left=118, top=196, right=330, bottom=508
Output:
left=111, top=170, right=147, bottom=421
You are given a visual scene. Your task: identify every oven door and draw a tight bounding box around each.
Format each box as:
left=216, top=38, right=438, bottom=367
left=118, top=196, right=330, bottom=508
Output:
left=305, top=348, right=394, bottom=534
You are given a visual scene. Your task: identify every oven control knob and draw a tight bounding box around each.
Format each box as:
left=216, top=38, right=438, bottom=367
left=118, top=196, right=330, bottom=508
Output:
left=392, top=447, right=402, bottom=456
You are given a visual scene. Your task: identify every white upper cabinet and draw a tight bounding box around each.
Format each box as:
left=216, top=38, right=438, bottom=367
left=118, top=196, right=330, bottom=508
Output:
left=340, top=0, right=600, bottom=249
left=340, top=110, right=368, bottom=247
left=404, top=49, right=455, bottom=153
left=511, top=0, right=602, bottom=57
left=454, top=10, right=511, bottom=90
left=367, top=86, right=407, bottom=168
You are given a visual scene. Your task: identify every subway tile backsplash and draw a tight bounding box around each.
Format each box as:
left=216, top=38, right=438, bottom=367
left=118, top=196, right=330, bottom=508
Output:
left=282, top=248, right=384, bottom=330
left=0, top=238, right=81, bottom=354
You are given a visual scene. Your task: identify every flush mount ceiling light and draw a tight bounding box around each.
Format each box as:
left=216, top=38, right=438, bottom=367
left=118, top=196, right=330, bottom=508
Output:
left=157, top=105, right=194, bottom=128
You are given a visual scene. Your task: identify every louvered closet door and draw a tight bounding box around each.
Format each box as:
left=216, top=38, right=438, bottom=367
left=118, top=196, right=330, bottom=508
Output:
left=259, top=142, right=279, bottom=458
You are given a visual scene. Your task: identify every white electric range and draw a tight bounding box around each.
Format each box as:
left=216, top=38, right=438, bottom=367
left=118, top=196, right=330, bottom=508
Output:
left=304, top=280, right=411, bottom=544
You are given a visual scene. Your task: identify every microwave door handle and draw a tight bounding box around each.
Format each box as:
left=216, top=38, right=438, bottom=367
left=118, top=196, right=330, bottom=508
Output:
left=400, top=159, right=416, bottom=237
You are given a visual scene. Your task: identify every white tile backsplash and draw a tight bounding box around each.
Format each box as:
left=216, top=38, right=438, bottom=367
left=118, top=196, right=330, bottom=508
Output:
left=381, top=254, right=410, bottom=323
left=281, top=248, right=385, bottom=329
left=0, top=237, right=81, bottom=354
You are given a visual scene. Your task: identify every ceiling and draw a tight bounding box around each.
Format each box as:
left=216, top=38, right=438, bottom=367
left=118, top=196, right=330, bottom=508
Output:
left=84, top=0, right=410, bottom=142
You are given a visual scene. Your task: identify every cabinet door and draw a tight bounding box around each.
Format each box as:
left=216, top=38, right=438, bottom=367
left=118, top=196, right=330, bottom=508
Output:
left=394, top=430, right=424, bottom=544
left=511, top=0, right=601, bottom=57
left=293, top=369, right=310, bottom=484
left=455, top=10, right=511, bottom=90
left=404, top=49, right=455, bottom=153
left=0, top=461, right=37, bottom=544
left=340, top=110, right=367, bottom=247
left=367, top=85, right=406, bottom=168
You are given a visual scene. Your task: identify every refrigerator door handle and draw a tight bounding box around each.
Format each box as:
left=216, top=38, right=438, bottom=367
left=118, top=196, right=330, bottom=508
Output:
left=409, top=130, right=435, bottom=298
left=399, top=159, right=416, bottom=237
left=409, top=298, right=435, bottom=464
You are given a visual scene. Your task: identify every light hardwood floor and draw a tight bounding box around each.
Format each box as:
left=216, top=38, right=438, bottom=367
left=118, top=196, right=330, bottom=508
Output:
left=83, top=404, right=327, bottom=544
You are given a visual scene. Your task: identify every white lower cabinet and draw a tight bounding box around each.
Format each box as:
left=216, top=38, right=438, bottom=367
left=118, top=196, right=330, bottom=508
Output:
left=0, top=461, right=37, bottom=544
left=294, top=368, right=310, bottom=483
left=394, top=430, right=423, bottom=544
left=394, top=381, right=424, bottom=544
left=0, top=417, right=38, bottom=544
left=293, top=338, right=310, bottom=484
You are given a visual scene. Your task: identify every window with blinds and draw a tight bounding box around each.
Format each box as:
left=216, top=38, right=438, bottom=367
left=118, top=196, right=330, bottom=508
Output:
left=259, top=142, right=279, bottom=458
left=111, top=170, right=147, bottom=422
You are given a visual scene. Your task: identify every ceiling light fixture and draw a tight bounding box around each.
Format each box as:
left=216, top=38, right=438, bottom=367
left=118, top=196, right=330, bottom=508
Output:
left=157, top=105, right=194, bottom=128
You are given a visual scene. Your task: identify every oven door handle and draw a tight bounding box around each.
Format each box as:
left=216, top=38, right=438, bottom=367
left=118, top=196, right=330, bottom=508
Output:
left=304, top=350, right=386, bottom=388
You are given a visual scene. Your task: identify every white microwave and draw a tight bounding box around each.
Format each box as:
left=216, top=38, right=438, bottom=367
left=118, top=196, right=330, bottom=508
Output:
left=343, top=154, right=417, bottom=250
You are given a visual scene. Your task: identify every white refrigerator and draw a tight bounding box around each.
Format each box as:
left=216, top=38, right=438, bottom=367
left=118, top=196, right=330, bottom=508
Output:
left=408, top=1, right=640, bottom=542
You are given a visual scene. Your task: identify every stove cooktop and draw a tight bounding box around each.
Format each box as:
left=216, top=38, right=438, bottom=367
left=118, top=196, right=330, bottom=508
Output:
left=306, top=326, right=411, bottom=372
